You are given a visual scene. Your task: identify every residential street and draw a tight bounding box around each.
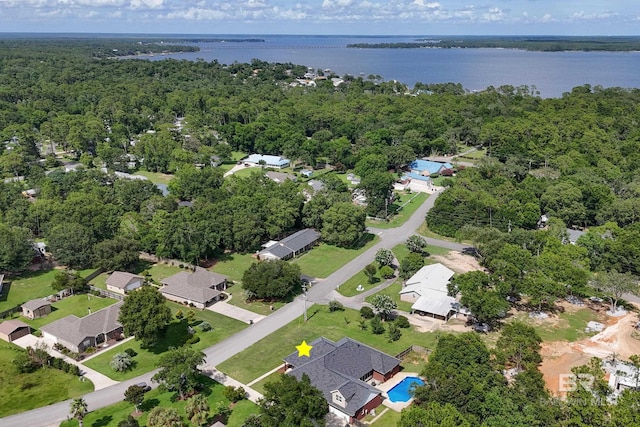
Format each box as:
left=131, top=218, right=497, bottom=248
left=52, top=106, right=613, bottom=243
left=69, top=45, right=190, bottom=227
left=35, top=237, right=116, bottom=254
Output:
left=1, top=188, right=461, bottom=427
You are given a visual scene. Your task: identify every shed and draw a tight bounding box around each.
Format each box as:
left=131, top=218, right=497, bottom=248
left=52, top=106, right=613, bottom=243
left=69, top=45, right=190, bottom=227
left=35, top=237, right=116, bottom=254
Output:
left=0, top=319, right=31, bottom=342
left=22, top=299, right=52, bottom=319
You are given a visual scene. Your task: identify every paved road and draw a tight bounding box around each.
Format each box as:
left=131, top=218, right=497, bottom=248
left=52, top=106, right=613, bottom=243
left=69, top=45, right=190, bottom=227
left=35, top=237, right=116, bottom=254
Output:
left=2, top=188, right=458, bottom=427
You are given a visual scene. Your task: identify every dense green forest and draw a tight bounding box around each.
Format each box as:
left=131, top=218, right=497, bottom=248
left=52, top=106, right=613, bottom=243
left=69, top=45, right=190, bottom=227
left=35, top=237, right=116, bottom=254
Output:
left=347, top=35, right=640, bottom=51
left=1, top=38, right=640, bottom=426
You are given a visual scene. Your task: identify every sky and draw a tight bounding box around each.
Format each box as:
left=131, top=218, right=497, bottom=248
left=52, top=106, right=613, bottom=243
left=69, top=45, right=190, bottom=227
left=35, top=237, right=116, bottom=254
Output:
left=0, top=0, right=638, bottom=35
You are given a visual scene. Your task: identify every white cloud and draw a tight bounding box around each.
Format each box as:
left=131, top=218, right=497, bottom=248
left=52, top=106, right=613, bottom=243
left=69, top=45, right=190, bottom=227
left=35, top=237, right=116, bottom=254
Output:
left=129, top=0, right=164, bottom=10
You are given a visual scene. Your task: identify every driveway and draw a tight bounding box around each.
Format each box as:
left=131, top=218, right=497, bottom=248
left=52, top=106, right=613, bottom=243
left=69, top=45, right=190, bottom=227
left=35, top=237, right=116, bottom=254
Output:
left=12, top=334, right=118, bottom=391
left=206, top=294, right=266, bottom=324
left=2, top=188, right=451, bottom=427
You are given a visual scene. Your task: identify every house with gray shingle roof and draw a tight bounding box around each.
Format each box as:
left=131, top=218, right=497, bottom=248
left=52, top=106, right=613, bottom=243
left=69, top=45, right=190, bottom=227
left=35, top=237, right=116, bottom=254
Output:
left=21, top=299, right=52, bottom=319
left=105, top=271, right=144, bottom=295
left=265, top=171, right=297, bottom=184
left=160, top=270, right=227, bottom=309
left=258, top=229, right=321, bottom=261
left=283, top=337, right=400, bottom=423
left=41, top=301, right=123, bottom=353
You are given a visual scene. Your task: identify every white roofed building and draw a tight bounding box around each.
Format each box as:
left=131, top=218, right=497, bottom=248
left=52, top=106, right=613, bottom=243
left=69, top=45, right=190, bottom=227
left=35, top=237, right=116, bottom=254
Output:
left=399, top=263, right=457, bottom=321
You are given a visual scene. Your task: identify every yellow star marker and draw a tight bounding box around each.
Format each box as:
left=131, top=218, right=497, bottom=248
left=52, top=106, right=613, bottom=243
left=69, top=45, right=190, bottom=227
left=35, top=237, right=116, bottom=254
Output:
left=296, top=340, right=313, bottom=357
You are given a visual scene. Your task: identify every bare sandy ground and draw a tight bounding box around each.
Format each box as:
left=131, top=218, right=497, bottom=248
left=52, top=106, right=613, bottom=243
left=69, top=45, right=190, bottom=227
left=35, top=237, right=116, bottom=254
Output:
left=431, top=251, right=484, bottom=274
left=540, top=304, right=640, bottom=396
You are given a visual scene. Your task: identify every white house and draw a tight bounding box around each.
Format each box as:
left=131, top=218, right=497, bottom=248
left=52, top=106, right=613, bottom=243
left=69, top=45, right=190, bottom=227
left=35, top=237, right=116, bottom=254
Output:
left=105, top=272, right=144, bottom=295
left=244, top=154, right=290, bottom=169
left=400, top=263, right=457, bottom=321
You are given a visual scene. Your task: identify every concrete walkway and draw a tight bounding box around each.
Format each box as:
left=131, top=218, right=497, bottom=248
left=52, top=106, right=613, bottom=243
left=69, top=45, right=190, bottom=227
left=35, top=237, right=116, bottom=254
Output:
left=12, top=334, right=119, bottom=390
left=202, top=366, right=263, bottom=403
left=223, top=163, right=259, bottom=177
left=246, top=364, right=282, bottom=387
left=206, top=293, right=266, bottom=324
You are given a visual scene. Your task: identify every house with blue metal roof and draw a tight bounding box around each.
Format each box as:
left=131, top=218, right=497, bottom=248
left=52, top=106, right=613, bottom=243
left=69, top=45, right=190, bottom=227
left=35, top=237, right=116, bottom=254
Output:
left=410, top=159, right=453, bottom=176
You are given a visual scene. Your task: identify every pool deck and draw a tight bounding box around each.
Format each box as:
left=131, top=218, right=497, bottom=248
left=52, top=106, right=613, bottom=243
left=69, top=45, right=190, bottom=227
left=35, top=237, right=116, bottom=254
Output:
left=376, top=371, right=422, bottom=412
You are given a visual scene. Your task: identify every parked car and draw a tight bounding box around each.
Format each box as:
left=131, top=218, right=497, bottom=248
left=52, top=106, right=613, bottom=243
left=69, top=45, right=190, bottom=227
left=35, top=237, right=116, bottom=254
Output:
left=136, top=382, right=151, bottom=392
left=473, top=323, right=491, bottom=333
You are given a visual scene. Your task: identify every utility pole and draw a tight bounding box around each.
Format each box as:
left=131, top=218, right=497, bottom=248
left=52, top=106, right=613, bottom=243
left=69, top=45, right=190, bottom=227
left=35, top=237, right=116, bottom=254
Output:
left=302, top=283, right=308, bottom=322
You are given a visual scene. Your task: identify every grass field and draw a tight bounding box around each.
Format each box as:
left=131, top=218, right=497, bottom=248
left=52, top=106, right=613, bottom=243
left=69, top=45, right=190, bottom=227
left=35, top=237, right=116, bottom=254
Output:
left=84, top=303, right=247, bottom=381
left=292, top=235, right=378, bottom=278
left=224, top=285, right=286, bottom=316
left=512, top=306, right=604, bottom=343
left=0, top=343, right=94, bottom=417
left=135, top=170, right=174, bottom=184
left=59, top=374, right=259, bottom=427
left=250, top=370, right=282, bottom=394
left=0, top=269, right=58, bottom=312
left=337, top=269, right=383, bottom=297
left=210, top=253, right=256, bottom=283
left=20, top=294, right=117, bottom=332
left=364, top=280, right=414, bottom=312
left=88, top=272, right=108, bottom=290
left=368, top=407, right=403, bottom=425
left=366, top=192, right=428, bottom=229
left=217, top=306, right=438, bottom=384
left=146, top=263, right=184, bottom=283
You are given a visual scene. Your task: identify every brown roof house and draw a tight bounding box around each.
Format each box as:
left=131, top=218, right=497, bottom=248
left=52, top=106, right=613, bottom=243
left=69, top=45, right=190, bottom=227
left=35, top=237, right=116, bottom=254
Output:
left=160, top=270, right=228, bottom=309
left=105, top=271, right=144, bottom=295
left=21, top=299, right=52, bottom=320
left=283, top=337, right=401, bottom=424
left=41, top=301, right=123, bottom=353
left=0, top=319, right=31, bottom=343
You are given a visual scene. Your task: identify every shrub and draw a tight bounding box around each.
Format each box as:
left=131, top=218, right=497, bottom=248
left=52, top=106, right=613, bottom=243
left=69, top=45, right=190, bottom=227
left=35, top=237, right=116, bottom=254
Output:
left=179, top=264, right=184, bottom=269
left=387, top=323, right=402, bottom=342
left=110, top=352, right=133, bottom=372
left=224, top=385, right=246, bottom=403
left=175, top=309, right=184, bottom=319
left=379, top=265, right=395, bottom=279
left=84, top=346, right=96, bottom=354
left=329, top=300, right=345, bottom=312
left=199, top=321, right=212, bottom=331
left=370, top=316, right=385, bottom=335
left=124, top=348, right=138, bottom=357
left=360, top=306, right=375, bottom=319
left=395, top=315, right=410, bottom=328
left=185, top=334, right=200, bottom=345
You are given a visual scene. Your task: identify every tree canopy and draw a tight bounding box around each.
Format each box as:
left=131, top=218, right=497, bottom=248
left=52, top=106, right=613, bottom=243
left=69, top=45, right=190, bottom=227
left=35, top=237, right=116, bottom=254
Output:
left=118, top=286, right=172, bottom=347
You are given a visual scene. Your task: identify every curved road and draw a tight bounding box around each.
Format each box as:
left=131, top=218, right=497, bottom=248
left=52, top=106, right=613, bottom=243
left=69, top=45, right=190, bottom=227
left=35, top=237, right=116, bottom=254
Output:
left=2, top=189, right=465, bottom=427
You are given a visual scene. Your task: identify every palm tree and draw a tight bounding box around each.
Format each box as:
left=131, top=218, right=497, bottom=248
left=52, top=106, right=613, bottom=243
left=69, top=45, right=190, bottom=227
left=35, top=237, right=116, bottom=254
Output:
left=70, top=398, right=88, bottom=427
left=185, top=394, right=210, bottom=426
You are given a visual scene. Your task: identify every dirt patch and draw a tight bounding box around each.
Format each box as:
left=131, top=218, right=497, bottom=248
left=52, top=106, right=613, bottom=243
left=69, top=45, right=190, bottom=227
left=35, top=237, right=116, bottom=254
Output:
left=539, top=308, right=640, bottom=396
left=431, top=251, right=484, bottom=274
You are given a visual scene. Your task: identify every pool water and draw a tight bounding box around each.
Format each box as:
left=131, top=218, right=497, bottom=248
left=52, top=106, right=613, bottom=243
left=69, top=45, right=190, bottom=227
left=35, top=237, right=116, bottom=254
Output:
left=387, top=376, right=425, bottom=402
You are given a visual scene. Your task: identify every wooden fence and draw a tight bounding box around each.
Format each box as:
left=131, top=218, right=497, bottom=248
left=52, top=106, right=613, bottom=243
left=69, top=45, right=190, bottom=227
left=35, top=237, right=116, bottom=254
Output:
left=0, top=305, right=21, bottom=320
left=395, top=344, right=431, bottom=360
left=88, top=285, right=124, bottom=301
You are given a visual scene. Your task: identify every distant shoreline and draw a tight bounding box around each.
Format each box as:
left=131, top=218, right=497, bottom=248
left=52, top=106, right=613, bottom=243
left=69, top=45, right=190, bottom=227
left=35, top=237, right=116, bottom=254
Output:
left=347, top=37, right=640, bottom=52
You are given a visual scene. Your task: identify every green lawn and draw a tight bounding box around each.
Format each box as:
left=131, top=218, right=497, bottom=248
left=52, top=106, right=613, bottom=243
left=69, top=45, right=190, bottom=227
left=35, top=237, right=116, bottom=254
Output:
left=59, top=375, right=259, bottom=427
left=135, top=170, right=174, bottom=184
left=512, top=307, right=604, bottom=343
left=0, top=269, right=58, bottom=312
left=228, top=167, right=262, bottom=178
left=217, top=306, right=438, bottom=384
left=210, top=253, right=256, bottom=283
left=366, top=192, right=428, bottom=229
left=337, top=269, right=383, bottom=297
left=224, top=285, right=286, bottom=316
left=365, top=280, right=414, bottom=312
left=0, top=343, right=94, bottom=417
left=369, top=407, right=403, bottom=425
left=20, top=294, right=117, bottom=332
left=147, top=263, right=185, bottom=283
left=292, top=235, right=378, bottom=279
left=231, top=151, right=247, bottom=161
left=84, top=303, right=247, bottom=381
left=89, top=272, right=108, bottom=290
left=250, top=370, right=282, bottom=394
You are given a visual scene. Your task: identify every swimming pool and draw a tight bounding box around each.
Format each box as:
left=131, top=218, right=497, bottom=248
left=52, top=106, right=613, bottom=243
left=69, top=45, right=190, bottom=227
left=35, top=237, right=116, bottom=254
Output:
left=387, top=376, right=425, bottom=402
